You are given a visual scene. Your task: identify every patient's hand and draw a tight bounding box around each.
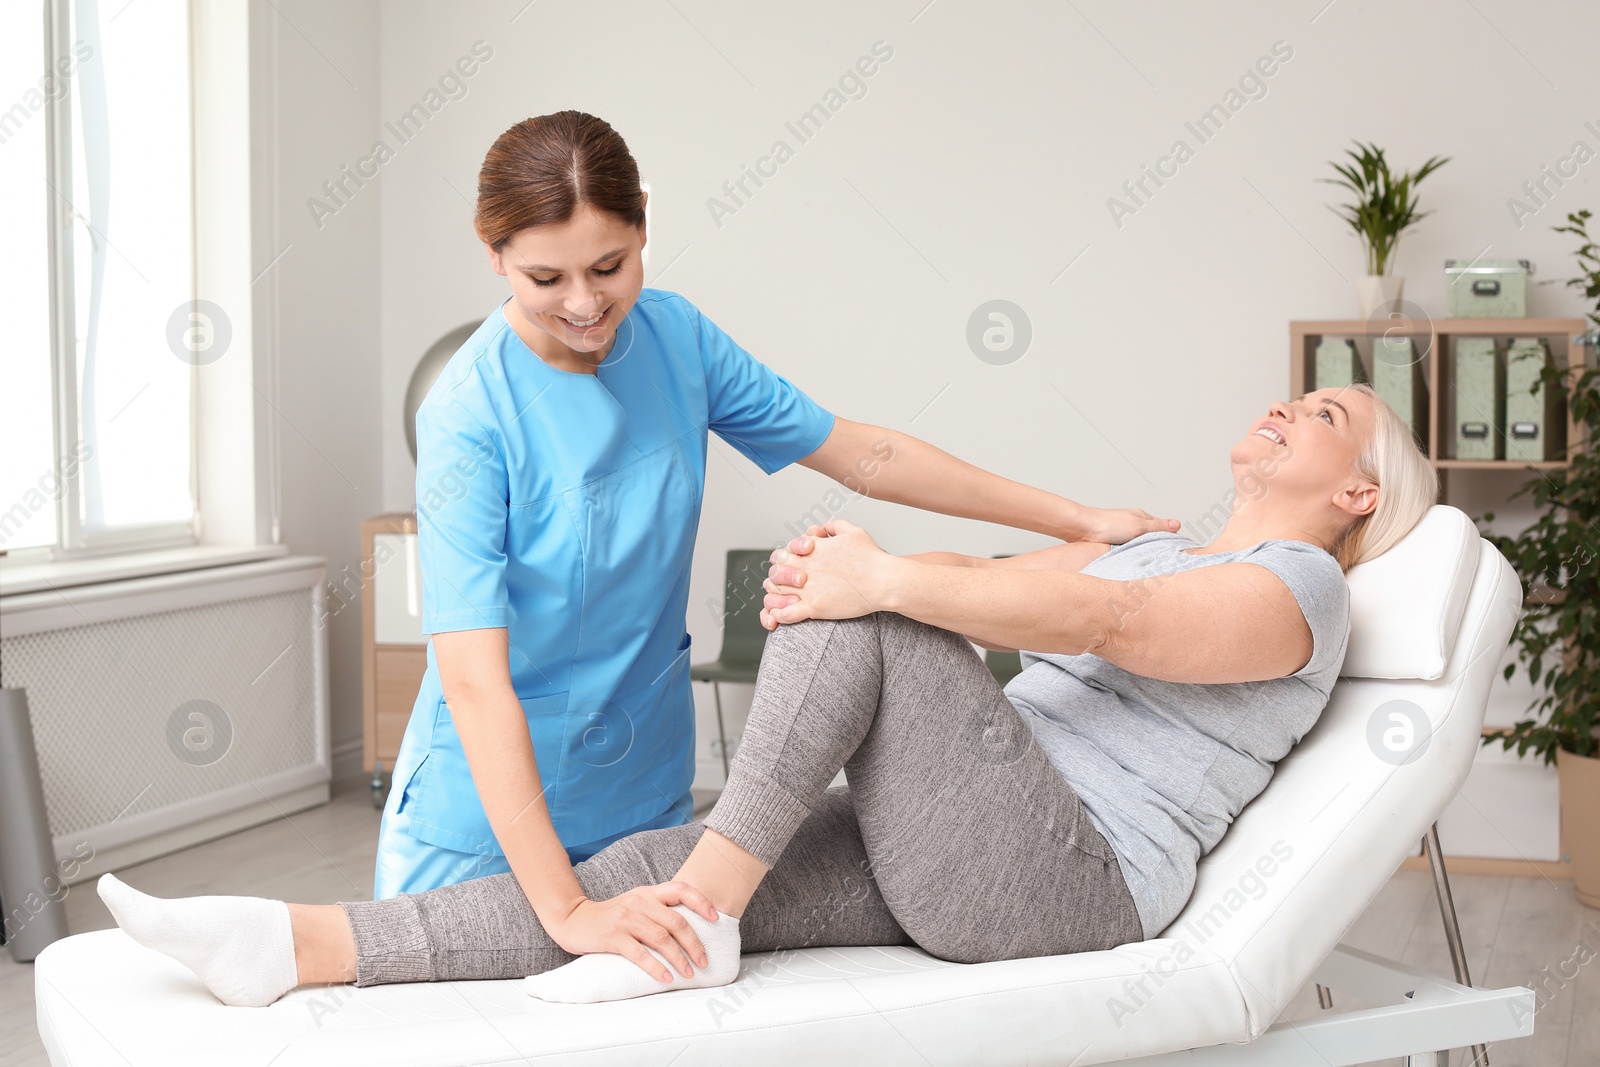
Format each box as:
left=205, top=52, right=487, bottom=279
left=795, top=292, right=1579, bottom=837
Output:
left=759, top=520, right=893, bottom=629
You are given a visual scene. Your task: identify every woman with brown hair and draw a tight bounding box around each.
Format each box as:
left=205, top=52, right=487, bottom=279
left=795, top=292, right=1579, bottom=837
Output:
left=369, top=110, right=1175, bottom=977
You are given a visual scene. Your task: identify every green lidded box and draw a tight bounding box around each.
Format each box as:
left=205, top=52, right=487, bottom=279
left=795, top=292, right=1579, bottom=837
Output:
left=1504, top=337, right=1565, bottom=462
left=1452, top=337, right=1502, bottom=460
left=1444, top=259, right=1532, bottom=318
left=1314, top=337, right=1363, bottom=390
left=1372, top=335, right=1425, bottom=441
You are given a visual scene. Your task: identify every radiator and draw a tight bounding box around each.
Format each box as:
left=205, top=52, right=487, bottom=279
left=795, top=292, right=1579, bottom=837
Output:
left=0, top=557, right=330, bottom=883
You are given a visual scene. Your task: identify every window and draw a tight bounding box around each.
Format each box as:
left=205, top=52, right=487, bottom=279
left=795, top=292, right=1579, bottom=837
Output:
left=1, top=0, right=197, bottom=560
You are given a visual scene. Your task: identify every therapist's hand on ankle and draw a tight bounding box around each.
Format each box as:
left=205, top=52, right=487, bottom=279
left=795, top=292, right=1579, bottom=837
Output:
left=544, top=882, right=720, bottom=983
left=760, top=520, right=899, bottom=628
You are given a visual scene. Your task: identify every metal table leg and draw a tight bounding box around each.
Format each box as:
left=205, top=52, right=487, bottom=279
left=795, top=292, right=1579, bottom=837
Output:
left=1425, top=822, right=1489, bottom=1067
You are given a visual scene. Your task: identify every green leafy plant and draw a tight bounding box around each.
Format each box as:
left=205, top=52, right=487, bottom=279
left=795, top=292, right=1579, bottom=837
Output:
left=1320, top=141, right=1450, bottom=276
left=1479, top=209, right=1600, bottom=763
left=1555, top=207, right=1600, bottom=341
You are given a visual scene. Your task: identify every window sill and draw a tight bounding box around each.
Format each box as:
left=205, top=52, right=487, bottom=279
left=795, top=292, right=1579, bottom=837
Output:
left=0, top=543, right=289, bottom=598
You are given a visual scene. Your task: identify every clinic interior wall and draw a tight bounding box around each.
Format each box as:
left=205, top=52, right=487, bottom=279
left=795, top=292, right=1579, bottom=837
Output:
left=355, top=1, right=1594, bottom=775
left=255, top=0, right=384, bottom=773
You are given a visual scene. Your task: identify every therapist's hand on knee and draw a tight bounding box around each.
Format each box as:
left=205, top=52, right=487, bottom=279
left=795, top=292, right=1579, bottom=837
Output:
left=547, top=881, right=719, bottom=982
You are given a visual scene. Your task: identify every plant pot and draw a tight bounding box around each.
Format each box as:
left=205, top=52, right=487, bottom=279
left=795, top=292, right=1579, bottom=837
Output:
left=1557, top=746, right=1600, bottom=908
left=1356, top=274, right=1405, bottom=319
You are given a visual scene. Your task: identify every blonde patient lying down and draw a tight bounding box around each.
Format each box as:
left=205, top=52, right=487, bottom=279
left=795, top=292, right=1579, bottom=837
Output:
left=98, top=384, right=1436, bottom=1008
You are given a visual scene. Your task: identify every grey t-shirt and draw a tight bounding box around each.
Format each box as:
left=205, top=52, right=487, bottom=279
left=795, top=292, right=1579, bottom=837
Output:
left=1005, top=531, right=1350, bottom=939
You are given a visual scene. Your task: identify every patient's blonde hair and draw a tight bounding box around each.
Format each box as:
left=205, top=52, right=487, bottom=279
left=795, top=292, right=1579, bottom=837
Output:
left=1328, top=384, right=1437, bottom=571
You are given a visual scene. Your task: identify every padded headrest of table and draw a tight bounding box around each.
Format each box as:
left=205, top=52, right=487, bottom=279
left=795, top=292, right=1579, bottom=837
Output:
left=1341, top=504, right=1482, bottom=680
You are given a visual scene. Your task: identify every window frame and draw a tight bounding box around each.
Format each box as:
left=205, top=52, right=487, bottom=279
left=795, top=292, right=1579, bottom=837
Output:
left=27, top=0, right=202, bottom=565
left=6, top=0, right=288, bottom=593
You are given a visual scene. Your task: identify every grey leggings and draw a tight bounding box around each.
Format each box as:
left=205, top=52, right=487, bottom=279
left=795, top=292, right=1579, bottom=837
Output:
left=340, top=614, right=1141, bottom=985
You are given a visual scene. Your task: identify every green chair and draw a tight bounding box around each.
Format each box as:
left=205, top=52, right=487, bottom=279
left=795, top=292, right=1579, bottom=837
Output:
left=690, top=550, right=773, bottom=780
left=984, top=553, right=1024, bottom=687
left=985, top=648, right=1024, bottom=687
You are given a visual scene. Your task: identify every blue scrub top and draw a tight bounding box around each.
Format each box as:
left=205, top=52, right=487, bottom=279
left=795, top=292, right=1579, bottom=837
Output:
left=393, top=288, right=835, bottom=857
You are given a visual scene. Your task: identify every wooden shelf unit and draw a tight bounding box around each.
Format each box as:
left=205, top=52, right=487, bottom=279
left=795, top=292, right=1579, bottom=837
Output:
left=1292, top=319, right=1593, bottom=879
left=361, top=512, right=426, bottom=787
left=1290, top=317, right=1590, bottom=500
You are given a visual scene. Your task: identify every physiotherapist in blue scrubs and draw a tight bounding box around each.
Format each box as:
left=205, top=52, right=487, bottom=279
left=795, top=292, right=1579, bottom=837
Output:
left=377, top=111, right=1179, bottom=973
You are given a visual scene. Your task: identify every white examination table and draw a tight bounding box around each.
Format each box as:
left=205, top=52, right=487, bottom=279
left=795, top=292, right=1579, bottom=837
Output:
left=34, top=505, right=1535, bottom=1066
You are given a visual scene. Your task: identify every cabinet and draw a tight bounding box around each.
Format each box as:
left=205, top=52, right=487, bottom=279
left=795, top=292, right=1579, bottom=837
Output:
left=1292, top=318, right=1593, bottom=873
left=1290, top=318, right=1588, bottom=498
left=361, top=513, right=426, bottom=803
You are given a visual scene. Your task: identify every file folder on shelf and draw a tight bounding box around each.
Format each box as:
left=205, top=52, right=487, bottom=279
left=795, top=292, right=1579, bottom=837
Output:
left=1315, top=337, right=1363, bottom=390
left=1504, top=337, right=1564, bottom=462
left=1452, top=337, right=1502, bottom=460
left=1372, top=335, right=1426, bottom=442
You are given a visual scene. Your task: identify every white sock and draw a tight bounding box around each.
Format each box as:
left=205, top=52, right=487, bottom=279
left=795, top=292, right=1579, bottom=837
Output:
left=524, top=906, right=741, bottom=1004
left=97, top=873, right=300, bottom=1007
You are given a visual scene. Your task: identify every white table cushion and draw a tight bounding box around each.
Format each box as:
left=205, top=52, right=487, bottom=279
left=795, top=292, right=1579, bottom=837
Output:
left=1342, top=505, right=1482, bottom=680
left=34, top=506, right=1523, bottom=1066
left=37, top=935, right=1248, bottom=1066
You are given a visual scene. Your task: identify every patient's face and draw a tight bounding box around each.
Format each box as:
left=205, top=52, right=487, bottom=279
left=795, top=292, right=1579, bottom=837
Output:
left=1232, top=387, right=1378, bottom=513
left=488, top=201, right=647, bottom=371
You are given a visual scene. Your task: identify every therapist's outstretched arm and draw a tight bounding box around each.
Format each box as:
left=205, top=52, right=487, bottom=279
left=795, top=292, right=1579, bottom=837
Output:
left=432, top=628, right=720, bottom=983
left=795, top=417, right=1177, bottom=545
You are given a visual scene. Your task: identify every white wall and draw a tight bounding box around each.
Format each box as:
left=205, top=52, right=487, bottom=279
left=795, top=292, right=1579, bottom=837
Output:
left=372, top=0, right=1598, bottom=525
left=268, top=2, right=1599, bottom=808
left=252, top=0, right=383, bottom=773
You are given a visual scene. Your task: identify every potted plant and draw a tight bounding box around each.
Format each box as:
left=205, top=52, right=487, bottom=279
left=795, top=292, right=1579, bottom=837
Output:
left=1320, top=141, right=1450, bottom=319
left=1479, top=209, right=1600, bottom=906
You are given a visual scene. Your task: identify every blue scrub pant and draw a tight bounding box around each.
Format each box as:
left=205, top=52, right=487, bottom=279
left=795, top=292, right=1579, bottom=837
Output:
left=373, top=787, right=695, bottom=900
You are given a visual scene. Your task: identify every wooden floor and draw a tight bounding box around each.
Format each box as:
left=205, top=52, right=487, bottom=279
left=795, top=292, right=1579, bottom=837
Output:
left=2, top=782, right=1595, bottom=1066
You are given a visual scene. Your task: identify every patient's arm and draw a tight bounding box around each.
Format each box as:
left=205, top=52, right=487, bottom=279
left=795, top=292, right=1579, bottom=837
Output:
left=890, top=560, right=1314, bottom=684
left=900, top=551, right=981, bottom=568
left=901, top=542, right=1113, bottom=572
left=896, top=545, right=1115, bottom=653
left=766, top=521, right=1313, bottom=685
left=1122, top=565, right=1314, bottom=682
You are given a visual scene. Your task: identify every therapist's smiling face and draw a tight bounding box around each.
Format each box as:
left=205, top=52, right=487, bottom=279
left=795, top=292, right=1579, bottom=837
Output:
left=488, top=199, right=648, bottom=373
